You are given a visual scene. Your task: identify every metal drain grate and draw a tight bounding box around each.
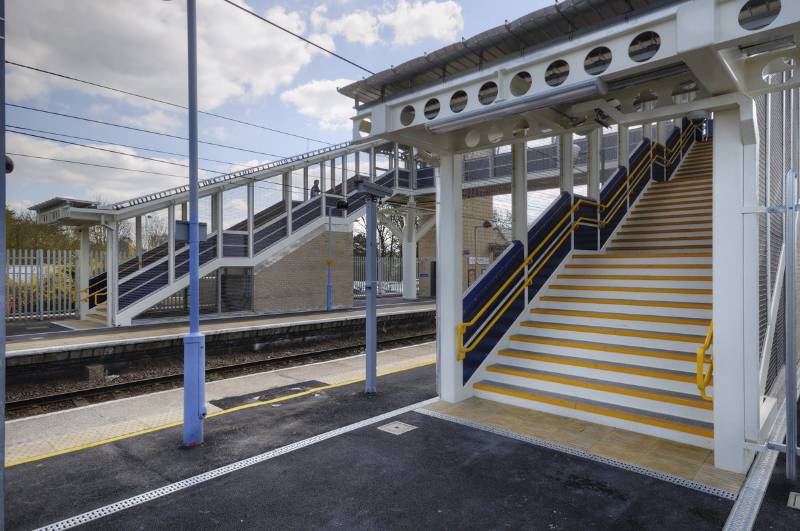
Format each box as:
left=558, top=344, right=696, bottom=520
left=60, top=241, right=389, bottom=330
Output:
left=377, top=421, right=417, bottom=435
left=788, top=492, right=800, bottom=510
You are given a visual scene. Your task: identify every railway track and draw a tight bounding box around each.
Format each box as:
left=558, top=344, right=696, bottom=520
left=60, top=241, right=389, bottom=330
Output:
left=7, top=333, right=436, bottom=418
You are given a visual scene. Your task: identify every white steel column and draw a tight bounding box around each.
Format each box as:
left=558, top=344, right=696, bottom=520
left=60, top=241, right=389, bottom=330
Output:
left=211, top=192, right=220, bottom=233
left=341, top=155, right=348, bottom=195
left=135, top=215, right=143, bottom=267
left=511, top=142, right=528, bottom=245
left=215, top=191, right=224, bottom=259
left=168, top=204, right=176, bottom=284
left=587, top=128, right=601, bottom=200
left=712, top=108, right=754, bottom=473
left=437, top=152, right=466, bottom=403
left=247, top=182, right=255, bottom=258
left=78, top=226, right=90, bottom=319
left=560, top=133, right=574, bottom=192
left=105, top=219, right=118, bottom=327
left=618, top=124, right=630, bottom=168
left=402, top=197, right=417, bottom=300
left=283, top=172, right=292, bottom=235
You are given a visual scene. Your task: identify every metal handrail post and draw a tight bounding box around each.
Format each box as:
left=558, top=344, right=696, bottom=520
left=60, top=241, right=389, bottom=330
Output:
left=365, top=195, right=377, bottom=393
left=785, top=169, right=797, bottom=481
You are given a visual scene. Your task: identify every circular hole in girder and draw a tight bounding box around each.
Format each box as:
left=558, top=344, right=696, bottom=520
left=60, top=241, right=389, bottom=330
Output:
left=478, top=81, right=498, bottom=105
left=512, top=119, right=530, bottom=138
left=739, top=0, right=781, bottom=31
left=584, top=46, right=612, bottom=75
left=509, top=71, right=532, bottom=97
left=629, top=31, right=661, bottom=63
left=424, top=98, right=440, bottom=120
left=633, top=90, right=659, bottom=112
left=450, top=90, right=468, bottom=113
left=357, top=118, right=372, bottom=138
left=400, top=105, right=415, bottom=126
left=465, top=129, right=481, bottom=148
left=761, top=56, right=796, bottom=86
left=671, top=80, right=698, bottom=104
left=545, top=59, right=569, bottom=87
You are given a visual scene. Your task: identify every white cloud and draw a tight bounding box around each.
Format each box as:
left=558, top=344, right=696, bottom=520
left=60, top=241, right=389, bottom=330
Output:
left=120, top=110, right=183, bottom=135
left=311, top=5, right=380, bottom=47
left=7, top=134, right=190, bottom=203
left=7, top=1, right=327, bottom=110
left=280, top=79, right=355, bottom=131
left=379, top=0, right=463, bottom=46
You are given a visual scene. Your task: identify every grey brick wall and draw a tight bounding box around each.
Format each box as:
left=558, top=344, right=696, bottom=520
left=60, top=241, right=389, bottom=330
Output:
left=253, top=230, right=353, bottom=313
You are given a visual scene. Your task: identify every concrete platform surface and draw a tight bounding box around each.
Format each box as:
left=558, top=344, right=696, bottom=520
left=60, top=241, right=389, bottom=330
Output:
left=7, top=302, right=435, bottom=356
left=5, top=357, right=754, bottom=530
left=7, top=341, right=436, bottom=466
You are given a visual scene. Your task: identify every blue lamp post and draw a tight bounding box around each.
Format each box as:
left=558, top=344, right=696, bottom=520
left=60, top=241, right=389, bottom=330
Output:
left=165, top=0, right=205, bottom=446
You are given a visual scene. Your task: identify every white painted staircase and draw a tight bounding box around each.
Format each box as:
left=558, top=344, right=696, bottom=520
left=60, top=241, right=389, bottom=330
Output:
left=472, top=140, right=715, bottom=448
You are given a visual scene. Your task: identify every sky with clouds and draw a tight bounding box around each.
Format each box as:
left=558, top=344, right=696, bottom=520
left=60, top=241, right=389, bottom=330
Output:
left=5, top=0, right=553, bottom=215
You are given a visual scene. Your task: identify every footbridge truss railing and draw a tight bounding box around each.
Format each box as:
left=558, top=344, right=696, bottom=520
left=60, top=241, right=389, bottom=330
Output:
left=456, top=120, right=704, bottom=385
left=84, top=167, right=400, bottom=322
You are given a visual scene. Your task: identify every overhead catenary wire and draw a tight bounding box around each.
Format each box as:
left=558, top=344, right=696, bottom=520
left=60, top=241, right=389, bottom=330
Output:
left=5, top=60, right=332, bottom=145
left=220, top=0, right=374, bottom=76
left=7, top=103, right=286, bottom=158
left=7, top=152, right=191, bottom=179
left=6, top=124, right=238, bottom=166
left=7, top=129, right=224, bottom=173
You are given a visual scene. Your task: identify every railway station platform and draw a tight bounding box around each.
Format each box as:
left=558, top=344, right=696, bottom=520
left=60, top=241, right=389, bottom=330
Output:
left=7, top=338, right=789, bottom=531
left=5, top=301, right=435, bottom=366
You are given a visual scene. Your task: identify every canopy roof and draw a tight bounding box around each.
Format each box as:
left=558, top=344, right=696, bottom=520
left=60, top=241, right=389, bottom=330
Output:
left=339, top=0, right=685, bottom=108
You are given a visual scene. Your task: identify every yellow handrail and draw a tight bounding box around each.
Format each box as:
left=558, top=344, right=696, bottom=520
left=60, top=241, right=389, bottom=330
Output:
left=696, top=322, right=713, bottom=401
left=456, top=142, right=658, bottom=359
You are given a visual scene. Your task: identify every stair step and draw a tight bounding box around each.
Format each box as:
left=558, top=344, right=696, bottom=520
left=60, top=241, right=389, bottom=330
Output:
left=617, top=228, right=711, bottom=236
left=619, top=219, right=711, bottom=229
left=472, top=381, right=713, bottom=438
left=565, top=263, right=711, bottom=270
left=612, top=235, right=712, bottom=243
left=548, top=284, right=711, bottom=295
left=485, top=364, right=711, bottom=409
left=520, top=321, right=705, bottom=345
left=638, top=191, right=711, bottom=203
left=668, top=175, right=712, bottom=183
left=509, top=334, right=699, bottom=361
left=647, top=181, right=711, bottom=193
left=606, top=244, right=712, bottom=252
left=631, top=204, right=711, bottom=215
left=636, top=197, right=711, bottom=208
left=573, top=251, right=711, bottom=258
left=529, top=308, right=709, bottom=327
left=642, top=187, right=712, bottom=199
left=539, top=295, right=711, bottom=310
left=487, top=363, right=711, bottom=415
left=559, top=274, right=710, bottom=281
left=626, top=211, right=710, bottom=222
left=498, top=349, right=699, bottom=382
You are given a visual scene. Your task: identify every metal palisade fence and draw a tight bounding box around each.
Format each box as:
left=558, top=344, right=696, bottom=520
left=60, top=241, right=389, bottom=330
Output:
left=353, top=255, right=403, bottom=298
left=7, top=248, right=105, bottom=320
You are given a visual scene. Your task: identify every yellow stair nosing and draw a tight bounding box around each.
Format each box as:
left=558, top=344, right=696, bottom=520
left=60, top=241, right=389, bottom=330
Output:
left=565, top=263, right=711, bottom=269
left=520, top=321, right=706, bottom=344
left=557, top=274, right=712, bottom=281
left=497, top=350, right=703, bottom=384
left=539, top=295, right=712, bottom=309
left=548, top=284, right=712, bottom=295
left=529, top=308, right=711, bottom=326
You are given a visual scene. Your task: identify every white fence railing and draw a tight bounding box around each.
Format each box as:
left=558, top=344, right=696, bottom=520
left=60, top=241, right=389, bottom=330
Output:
left=8, top=248, right=106, bottom=321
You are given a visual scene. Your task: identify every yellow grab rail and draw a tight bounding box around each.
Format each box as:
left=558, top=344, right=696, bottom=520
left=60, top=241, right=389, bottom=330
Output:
left=696, top=322, right=713, bottom=401
left=456, top=141, right=659, bottom=359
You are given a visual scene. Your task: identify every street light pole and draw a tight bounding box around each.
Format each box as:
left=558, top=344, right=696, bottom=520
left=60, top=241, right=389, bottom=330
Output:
left=183, top=0, right=205, bottom=447
left=0, top=0, right=8, bottom=523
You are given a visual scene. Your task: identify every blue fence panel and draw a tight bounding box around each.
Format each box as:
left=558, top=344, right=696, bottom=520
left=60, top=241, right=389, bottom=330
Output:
left=599, top=166, right=628, bottom=247
left=527, top=192, right=572, bottom=303
left=573, top=195, right=598, bottom=251
left=461, top=240, right=525, bottom=383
